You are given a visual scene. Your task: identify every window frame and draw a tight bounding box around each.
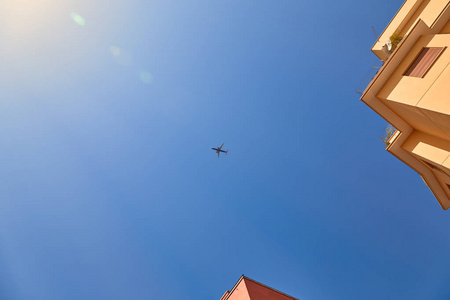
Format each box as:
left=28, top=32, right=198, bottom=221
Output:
left=403, top=47, right=446, bottom=78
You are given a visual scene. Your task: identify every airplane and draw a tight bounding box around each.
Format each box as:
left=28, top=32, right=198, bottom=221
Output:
left=211, top=143, right=228, bottom=158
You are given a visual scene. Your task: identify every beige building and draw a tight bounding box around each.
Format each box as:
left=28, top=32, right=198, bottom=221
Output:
left=362, top=0, right=450, bottom=209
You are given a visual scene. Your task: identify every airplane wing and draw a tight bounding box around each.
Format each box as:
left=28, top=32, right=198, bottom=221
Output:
left=217, top=151, right=220, bottom=158
left=218, top=143, right=224, bottom=150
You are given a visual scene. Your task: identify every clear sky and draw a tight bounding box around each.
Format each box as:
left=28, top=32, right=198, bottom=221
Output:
left=1, top=0, right=450, bottom=299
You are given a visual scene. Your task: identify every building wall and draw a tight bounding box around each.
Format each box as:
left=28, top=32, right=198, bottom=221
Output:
left=402, top=131, right=450, bottom=169
left=401, top=130, right=450, bottom=196
left=362, top=0, right=450, bottom=209
left=399, top=0, right=430, bottom=37
left=377, top=33, right=450, bottom=140
left=378, top=34, right=450, bottom=106
left=372, top=0, right=450, bottom=59
left=439, top=19, right=450, bottom=33
left=225, top=280, right=251, bottom=300
left=373, top=0, right=424, bottom=58
left=398, top=0, right=450, bottom=35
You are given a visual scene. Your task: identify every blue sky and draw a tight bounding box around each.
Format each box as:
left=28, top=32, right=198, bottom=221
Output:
left=1, top=0, right=450, bottom=299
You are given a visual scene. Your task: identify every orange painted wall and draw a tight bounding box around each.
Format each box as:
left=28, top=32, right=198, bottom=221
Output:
left=377, top=33, right=450, bottom=140
left=361, top=0, right=450, bottom=209
left=439, top=20, right=450, bottom=33
left=372, top=0, right=449, bottom=59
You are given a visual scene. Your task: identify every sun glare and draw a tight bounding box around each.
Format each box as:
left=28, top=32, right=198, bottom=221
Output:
left=2, top=0, right=55, bottom=32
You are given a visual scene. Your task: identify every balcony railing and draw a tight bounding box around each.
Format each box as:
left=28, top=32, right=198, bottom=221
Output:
left=356, top=32, right=404, bottom=95
left=355, top=59, right=384, bottom=95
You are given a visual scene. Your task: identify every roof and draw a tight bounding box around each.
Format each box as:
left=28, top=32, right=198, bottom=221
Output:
left=221, top=275, right=298, bottom=300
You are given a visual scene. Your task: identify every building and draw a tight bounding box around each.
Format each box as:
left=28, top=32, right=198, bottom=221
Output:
left=220, top=275, right=298, bottom=300
left=361, top=0, right=450, bottom=209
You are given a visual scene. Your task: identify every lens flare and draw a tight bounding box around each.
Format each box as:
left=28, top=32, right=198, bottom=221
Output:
left=70, top=13, right=85, bottom=26
left=109, top=46, right=133, bottom=66
left=140, top=71, right=153, bottom=84
left=109, top=46, right=121, bottom=56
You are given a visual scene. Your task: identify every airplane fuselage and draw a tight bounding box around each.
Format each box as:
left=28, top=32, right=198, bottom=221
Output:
left=211, top=148, right=227, bottom=153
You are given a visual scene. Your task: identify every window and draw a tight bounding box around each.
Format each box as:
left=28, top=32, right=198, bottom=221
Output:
left=404, top=47, right=445, bottom=78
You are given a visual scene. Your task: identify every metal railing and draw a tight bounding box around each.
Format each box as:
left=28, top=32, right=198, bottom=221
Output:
left=355, top=59, right=384, bottom=95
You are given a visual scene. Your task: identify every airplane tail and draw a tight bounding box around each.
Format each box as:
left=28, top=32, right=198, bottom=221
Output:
left=225, top=150, right=228, bottom=155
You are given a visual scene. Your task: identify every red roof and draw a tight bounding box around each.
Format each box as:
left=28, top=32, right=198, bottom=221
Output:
left=221, top=275, right=298, bottom=300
